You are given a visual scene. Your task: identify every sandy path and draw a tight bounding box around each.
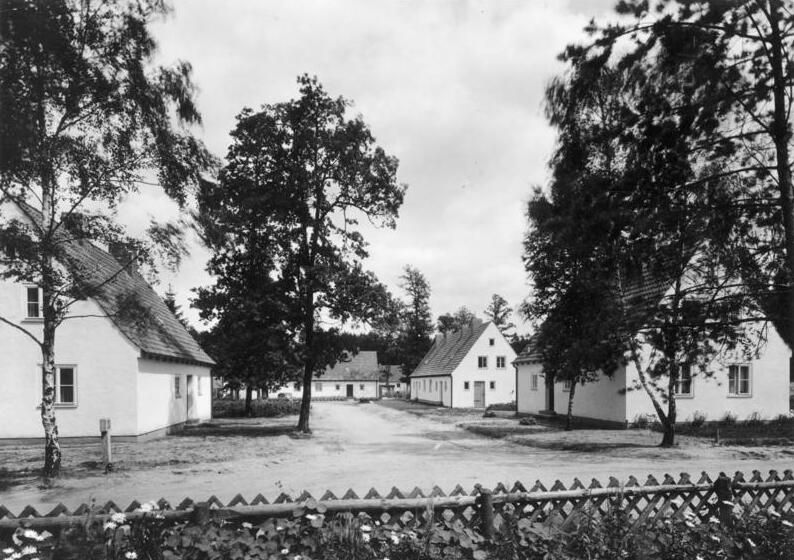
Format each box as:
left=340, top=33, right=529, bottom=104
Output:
left=1, top=401, right=791, bottom=514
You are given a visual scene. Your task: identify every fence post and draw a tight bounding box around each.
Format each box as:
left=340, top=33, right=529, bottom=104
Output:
left=192, top=502, right=211, bottom=526
left=477, top=488, right=495, bottom=540
left=713, top=472, right=733, bottom=527
left=99, top=418, right=112, bottom=473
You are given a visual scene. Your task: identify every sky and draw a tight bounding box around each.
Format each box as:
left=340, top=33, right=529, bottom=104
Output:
left=123, top=0, right=619, bottom=332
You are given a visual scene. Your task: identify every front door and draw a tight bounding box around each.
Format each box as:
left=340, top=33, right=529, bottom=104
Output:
left=346, top=384, right=354, bottom=397
left=473, top=381, right=485, bottom=408
left=545, top=373, right=555, bottom=412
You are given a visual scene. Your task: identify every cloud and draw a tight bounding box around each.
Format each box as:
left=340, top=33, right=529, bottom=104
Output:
left=143, top=0, right=618, bottom=331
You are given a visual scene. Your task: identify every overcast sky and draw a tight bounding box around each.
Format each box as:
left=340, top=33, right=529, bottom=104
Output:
left=125, top=0, right=618, bottom=332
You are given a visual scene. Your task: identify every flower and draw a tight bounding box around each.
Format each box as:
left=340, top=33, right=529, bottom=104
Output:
left=3, top=549, right=14, bottom=555
left=111, top=513, right=127, bottom=524
left=390, top=534, right=400, bottom=545
left=20, top=546, right=37, bottom=555
left=139, top=503, right=153, bottom=513
left=22, top=530, right=38, bottom=540
left=360, top=524, right=371, bottom=532
left=281, top=548, right=289, bottom=554
left=747, top=538, right=756, bottom=548
left=304, top=514, right=317, bottom=521
left=782, top=520, right=793, bottom=527
left=103, top=521, right=117, bottom=531
left=710, top=535, right=720, bottom=543
left=241, top=522, right=252, bottom=529
left=124, top=552, right=138, bottom=560
left=36, top=531, right=52, bottom=542
left=362, top=533, right=370, bottom=543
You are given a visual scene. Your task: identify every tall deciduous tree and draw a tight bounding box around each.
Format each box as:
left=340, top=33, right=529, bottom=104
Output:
left=437, top=306, right=478, bottom=335
left=397, top=265, right=433, bottom=376
left=197, top=76, right=405, bottom=433
left=484, top=294, right=516, bottom=337
left=0, top=0, right=211, bottom=477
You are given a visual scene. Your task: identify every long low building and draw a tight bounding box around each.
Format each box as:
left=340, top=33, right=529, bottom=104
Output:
left=272, top=350, right=382, bottom=399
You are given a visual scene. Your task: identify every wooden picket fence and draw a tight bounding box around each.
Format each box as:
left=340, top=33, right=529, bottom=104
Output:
left=0, top=469, right=792, bottom=534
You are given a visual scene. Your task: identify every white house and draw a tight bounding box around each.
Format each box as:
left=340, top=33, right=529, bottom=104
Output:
left=515, top=271, right=792, bottom=426
left=272, top=350, right=383, bottom=399
left=410, top=320, right=517, bottom=408
left=0, top=234, right=215, bottom=441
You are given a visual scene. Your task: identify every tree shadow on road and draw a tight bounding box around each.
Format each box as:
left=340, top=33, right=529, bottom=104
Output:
left=174, top=420, right=300, bottom=439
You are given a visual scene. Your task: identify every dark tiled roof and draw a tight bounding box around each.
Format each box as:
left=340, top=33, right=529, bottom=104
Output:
left=321, top=350, right=380, bottom=381
left=62, top=239, right=215, bottom=367
left=410, top=321, right=491, bottom=378
left=513, top=334, right=541, bottom=365
left=379, top=364, right=403, bottom=382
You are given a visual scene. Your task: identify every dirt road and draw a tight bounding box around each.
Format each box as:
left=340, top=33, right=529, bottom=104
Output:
left=1, top=401, right=791, bottom=514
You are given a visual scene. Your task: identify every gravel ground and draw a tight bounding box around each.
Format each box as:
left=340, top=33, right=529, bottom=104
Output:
left=0, top=400, right=791, bottom=515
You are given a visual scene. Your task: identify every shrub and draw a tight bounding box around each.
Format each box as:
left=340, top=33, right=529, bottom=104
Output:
left=720, top=411, right=738, bottom=425
left=212, top=398, right=302, bottom=418
left=486, top=401, right=517, bottom=412
left=631, top=413, right=655, bottom=429
left=689, top=411, right=707, bottom=429
left=743, top=411, right=763, bottom=427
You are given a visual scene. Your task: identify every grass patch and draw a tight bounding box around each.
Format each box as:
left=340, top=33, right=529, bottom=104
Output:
left=212, top=398, right=302, bottom=418
left=675, top=413, right=794, bottom=444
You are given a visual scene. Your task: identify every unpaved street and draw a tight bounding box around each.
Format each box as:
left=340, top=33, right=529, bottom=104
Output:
left=1, top=401, right=791, bottom=514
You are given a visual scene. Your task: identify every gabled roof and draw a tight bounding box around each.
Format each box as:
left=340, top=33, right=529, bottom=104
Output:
left=62, top=239, right=215, bottom=367
left=513, top=334, right=541, bottom=365
left=8, top=202, right=214, bottom=367
left=379, top=364, right=403, bottom=382
left=410, top=320, right=491, bottom=378
left=322, top=350, right=380, bottom=381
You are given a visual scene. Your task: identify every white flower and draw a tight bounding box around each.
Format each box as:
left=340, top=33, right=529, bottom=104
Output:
left=390, top=534, right=400, bottom=544
left=124, top=552, right=138, bottom=560
left=255, top=529, right=265, bottom=538
left=103, top=521, right=117, bottom=531
left=304, top=514, right=317, bottom=520
left=375, top=520, right=380, bottom=526
left=362, top=533, right=370, bottom=542
left=36, top=532, right=51, bottom=542
left=10, top=553, right=21, bottom=560
left=747, top=538, right=756, bottom=548
left=281, top=548, right=289, bottom=554
left=360, top=524, right=371, bottom=532
left=3, top=548, right=14, bottom=555
left=20, top=546, right=36, bottom=555
left=709, top=517, right=719, bottom=524
left=782, top=520, right=793, bottom=527
left=241, top=522, right=252, bottom=529
left=710, top=535, right=720, bottom=543
left=22, top=530, right=38, bottom=540
left=111, top=513, right=127, bottom=524
left=139, top=503, right=153, bottom=513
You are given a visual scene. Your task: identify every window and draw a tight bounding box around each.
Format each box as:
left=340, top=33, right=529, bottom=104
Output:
left=464, top=381, right=470, bottom=390
left=562, top=379, right=571, bottom=392
left=26, top=286, right=43, bottom=319
left=335, top=384, right=340, bottom=391
left=530, top=374, right=538, bottom=391
left=315, top=382, right=323, bottom=392
left=360, top=384, right=365, bottom=391
left=728, top=365, right=751, bottom=396
left=197, top=377, right=203, bottom=396
left=294, top=382, right=300, bottom=390
left=55, top=366, right=76, bottom=405
left=174, top=376, right=181, bottom=399
left=478, top=356, right=488, bottom=368
left=423, top=379, right=426, bottom=391
left=489, top=381, right=495, bottom=390
left=489, top=338, right=495, bottom=346
left=675, top=365, right=693, bottom=396
left=496, top=356, right=506, bottom=369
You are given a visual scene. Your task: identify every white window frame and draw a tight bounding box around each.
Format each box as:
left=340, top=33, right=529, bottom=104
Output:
left=728, top=364, right=752, bottom=397
left=530, top=374, right=538, bottom=391
left=174, top=375, right=182, bottom=399
left=561, top=379, right=572, bottom=392
left=315, top=382, right=323, bottom=392
left=496, top=356, right=506, bottom=369
left=674, top=364, right=694, bottom=397
left=477, top=356, right=488, bottom=369
left=54, top=365, right=77, bottom=406
left=25, top=285, right=44, bottom=320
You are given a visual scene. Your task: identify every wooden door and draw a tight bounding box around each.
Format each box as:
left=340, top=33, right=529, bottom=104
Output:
left=473, top=381, right=485, bottom=408
left=346, top=384, right=354, bottom=397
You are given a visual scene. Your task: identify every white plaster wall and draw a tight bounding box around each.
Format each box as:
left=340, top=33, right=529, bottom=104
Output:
left=625, top=327, right=791, bottom=422
left=450, top=323, right=517, bottom=408
left=136, top=359, right=212, bottom=435
left=549, top=367, right=628, bottom=423
left=311, top=380, right=379, bottom=399
left=0, top=281, right=141, bottom=438
left=412, top=376, right=450, bottom=405
left=516, top=362, right=546, bottom=414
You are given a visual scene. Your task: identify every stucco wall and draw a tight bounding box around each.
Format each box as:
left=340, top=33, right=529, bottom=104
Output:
left=311, top=380, right=379, bottom=399
left=136, top=359, right=212, bottom=435
left=0, top=281, right=141, bottom=438
left=625, top=326, right=791, bottom=422
left=412, top=376, right=451, bottom=405
left=516, top=362, right=545, bottom=414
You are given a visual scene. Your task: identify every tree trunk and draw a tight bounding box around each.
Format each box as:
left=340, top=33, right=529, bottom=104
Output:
left=244, top=385, right=253, bottom=416
left=768, top=0, right=794, bottom=349
left=661, top=364, right=678, bottom=448
left=565, top=381, right=577, bottom=431
left=40, top=320, right=60, bottom=479
left=297, top=315, right=315, bottom=433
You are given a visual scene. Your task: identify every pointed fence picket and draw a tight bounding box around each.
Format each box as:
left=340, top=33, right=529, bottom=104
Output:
left=0, top=469, right=791, bottom=532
